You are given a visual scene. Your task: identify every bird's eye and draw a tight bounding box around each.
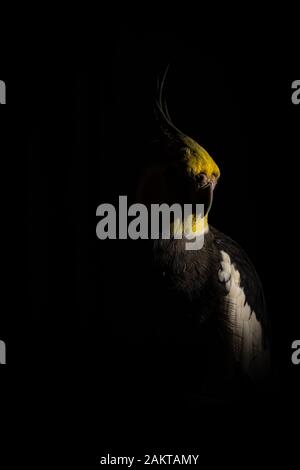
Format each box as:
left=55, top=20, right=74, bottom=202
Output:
left=196, top=173, right=209, bottom=187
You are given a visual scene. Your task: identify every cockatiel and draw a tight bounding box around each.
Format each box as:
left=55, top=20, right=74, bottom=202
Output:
left=138, top=70, right=271, bottom=394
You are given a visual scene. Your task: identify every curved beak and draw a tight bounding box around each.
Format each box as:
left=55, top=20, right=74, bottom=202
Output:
left=196, top=182, right=214, bottom=216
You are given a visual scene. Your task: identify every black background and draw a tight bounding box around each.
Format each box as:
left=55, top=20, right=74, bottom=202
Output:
left=1, top=29, right=300, bottom=463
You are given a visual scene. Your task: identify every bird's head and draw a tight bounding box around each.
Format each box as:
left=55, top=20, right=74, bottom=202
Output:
left=181, top=135, right=220, bottom=191
left=138, top=69, right=221, bottom=236
left=155, top=69, right=220, bottom=220
left=177, top=133, right=220, bottom=209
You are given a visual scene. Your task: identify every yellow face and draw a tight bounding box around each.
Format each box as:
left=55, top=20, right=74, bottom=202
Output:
left=182, top=135, right=220, bottom=184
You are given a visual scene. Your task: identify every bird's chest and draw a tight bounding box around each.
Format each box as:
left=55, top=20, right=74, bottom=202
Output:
left=151, top=239, right=224, bottom=334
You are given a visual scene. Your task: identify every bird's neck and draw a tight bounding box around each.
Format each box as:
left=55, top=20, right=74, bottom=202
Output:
left=171, top=213, right=209, bottom=237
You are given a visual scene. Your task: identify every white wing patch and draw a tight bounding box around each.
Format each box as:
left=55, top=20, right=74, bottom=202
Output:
left=218, top=250, right=269, bottom=378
